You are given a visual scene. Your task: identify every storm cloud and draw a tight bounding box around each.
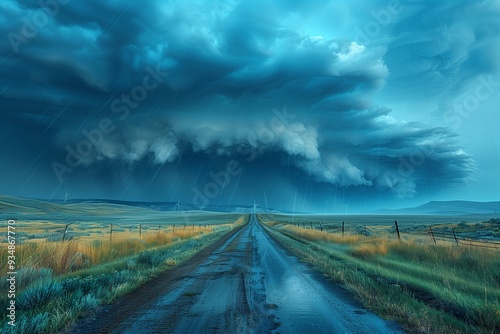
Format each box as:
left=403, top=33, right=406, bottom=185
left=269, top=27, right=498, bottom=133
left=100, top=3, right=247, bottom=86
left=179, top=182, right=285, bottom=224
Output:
left=1, top=0, right=498, bottom=212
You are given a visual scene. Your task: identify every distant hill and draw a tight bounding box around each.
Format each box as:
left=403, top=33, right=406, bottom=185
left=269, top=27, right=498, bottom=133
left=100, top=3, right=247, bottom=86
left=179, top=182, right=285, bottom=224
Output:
left=0, top=195, right=279, bottom=215
left=0, top=195, right=171, bottom=220
left=59, top=199, right=279, bottom=213
left=377, top=200, right=500, bottom=215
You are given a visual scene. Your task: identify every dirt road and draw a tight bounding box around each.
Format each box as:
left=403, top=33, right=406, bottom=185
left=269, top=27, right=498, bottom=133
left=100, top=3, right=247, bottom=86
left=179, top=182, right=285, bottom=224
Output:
left=70, top=215, right=401, bottom=333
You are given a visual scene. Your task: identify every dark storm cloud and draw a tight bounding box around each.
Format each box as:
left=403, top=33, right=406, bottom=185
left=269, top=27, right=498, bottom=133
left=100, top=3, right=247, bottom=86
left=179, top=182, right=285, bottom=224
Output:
left=0, top=0, right=487, bottom=209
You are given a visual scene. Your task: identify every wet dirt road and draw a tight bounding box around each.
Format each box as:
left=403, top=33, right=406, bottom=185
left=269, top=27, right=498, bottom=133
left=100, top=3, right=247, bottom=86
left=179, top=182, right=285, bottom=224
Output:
left=70, top=215, right=401, bottom=333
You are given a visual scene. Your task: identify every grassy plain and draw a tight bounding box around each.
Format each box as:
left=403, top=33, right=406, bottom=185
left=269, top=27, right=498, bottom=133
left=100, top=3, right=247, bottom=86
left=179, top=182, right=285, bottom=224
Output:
left=260, top=214, right=500, bottom=333
left=0, top=196, right=246, bottom=333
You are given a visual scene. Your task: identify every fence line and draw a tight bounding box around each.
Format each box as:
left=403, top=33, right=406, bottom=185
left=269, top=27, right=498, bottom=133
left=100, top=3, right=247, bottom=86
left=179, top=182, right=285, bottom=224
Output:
left=278, top=220, right=500, bottom=250
left=8, top=222, right=231, bottom=245
left=423, top=230, right=500, bottom=250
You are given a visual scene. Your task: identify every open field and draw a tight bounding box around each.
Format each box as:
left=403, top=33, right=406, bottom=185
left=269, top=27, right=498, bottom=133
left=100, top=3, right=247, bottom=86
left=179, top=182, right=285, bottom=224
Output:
left=0, top=195, right=242, bottom=244
left=264, top=213, right=500, bottom=247
left=0, top=214, right=240, bottom=244
left=264, top=213, right=500, bottom=233
left=0, top=196, right=246, bottom=333
left=260, top=214, right=500, bottom=333
left=2, top=195, right=499, bottom=333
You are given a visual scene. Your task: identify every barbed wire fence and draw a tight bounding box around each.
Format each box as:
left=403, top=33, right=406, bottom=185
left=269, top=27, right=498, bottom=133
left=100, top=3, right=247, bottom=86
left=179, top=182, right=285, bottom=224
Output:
left=276, top=219, right=500, bottom=250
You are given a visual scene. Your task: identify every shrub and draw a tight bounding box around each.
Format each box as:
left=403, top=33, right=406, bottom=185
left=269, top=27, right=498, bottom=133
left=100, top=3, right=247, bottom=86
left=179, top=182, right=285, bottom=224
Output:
left=95, top=273, right=113, bottom=287
left=18, top=280, right=63, bottom=310
left=77, top=294, right=99, bottom=314
left=356, top=225, right=371, bottom=236
left=112, top=270, right=132, bottom=285
left=488, top=218, right=500, bottom=225
left=137, top=251, right=162, bottom=266
left=62, top=275, right=98, bottom=295
left=137, top=251, right=154, bottom=265
left=14, top=313, right=50, bottom=334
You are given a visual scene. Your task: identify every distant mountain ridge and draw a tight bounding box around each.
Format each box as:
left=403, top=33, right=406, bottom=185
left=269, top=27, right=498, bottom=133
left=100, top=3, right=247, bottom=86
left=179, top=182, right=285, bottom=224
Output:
left=377, top=200, right=500, bottom=215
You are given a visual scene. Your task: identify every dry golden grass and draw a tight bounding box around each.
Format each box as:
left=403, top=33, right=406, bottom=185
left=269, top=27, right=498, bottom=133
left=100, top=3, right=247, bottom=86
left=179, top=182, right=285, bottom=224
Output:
left=282, top=224, right=390, bottom=257
left=0, top=225, right=218, bottom=275
left=349, top=241, right=390, bottom=257
left=282, top=225, right=363, bottom=244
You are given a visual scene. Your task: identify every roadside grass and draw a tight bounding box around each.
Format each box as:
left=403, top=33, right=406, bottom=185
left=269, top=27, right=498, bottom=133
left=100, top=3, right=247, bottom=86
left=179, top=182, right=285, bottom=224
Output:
left=285, top=226, right=364, bottom=244
left=262, top=220, right=500, bottom=333
left=0, top=225, right=219, bottom=275
left=0, top=217, right=246, bottom=333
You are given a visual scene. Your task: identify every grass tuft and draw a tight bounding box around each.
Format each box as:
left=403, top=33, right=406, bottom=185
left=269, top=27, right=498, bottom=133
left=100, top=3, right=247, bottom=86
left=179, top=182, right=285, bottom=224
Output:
left=18, top=279, right=63, bottom=310
left=350, top=242, right=389, bottom=257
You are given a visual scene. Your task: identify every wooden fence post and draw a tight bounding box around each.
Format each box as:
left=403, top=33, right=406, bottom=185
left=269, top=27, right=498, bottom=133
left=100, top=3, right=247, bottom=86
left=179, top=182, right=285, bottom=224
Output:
left=429, top=226, right=436, bottom=244
left=110, top=224, right=113, bottom=242
left=61, top=224, right=70, bottom=242
left=342, top=221, right=345, bottom=237
left=395, top=220, right=401, bottom=240
left=319, top=222, right=323, bottom=232
left=364, top=225, right=367, bottom=238
left=139, top=224, right=142, bottom=237
left=452, top=228, right=459, bottom=246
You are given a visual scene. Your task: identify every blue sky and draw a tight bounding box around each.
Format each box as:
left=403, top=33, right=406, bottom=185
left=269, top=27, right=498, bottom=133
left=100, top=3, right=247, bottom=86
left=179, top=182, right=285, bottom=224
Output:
left=0, top=0, right=499, bottom=212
